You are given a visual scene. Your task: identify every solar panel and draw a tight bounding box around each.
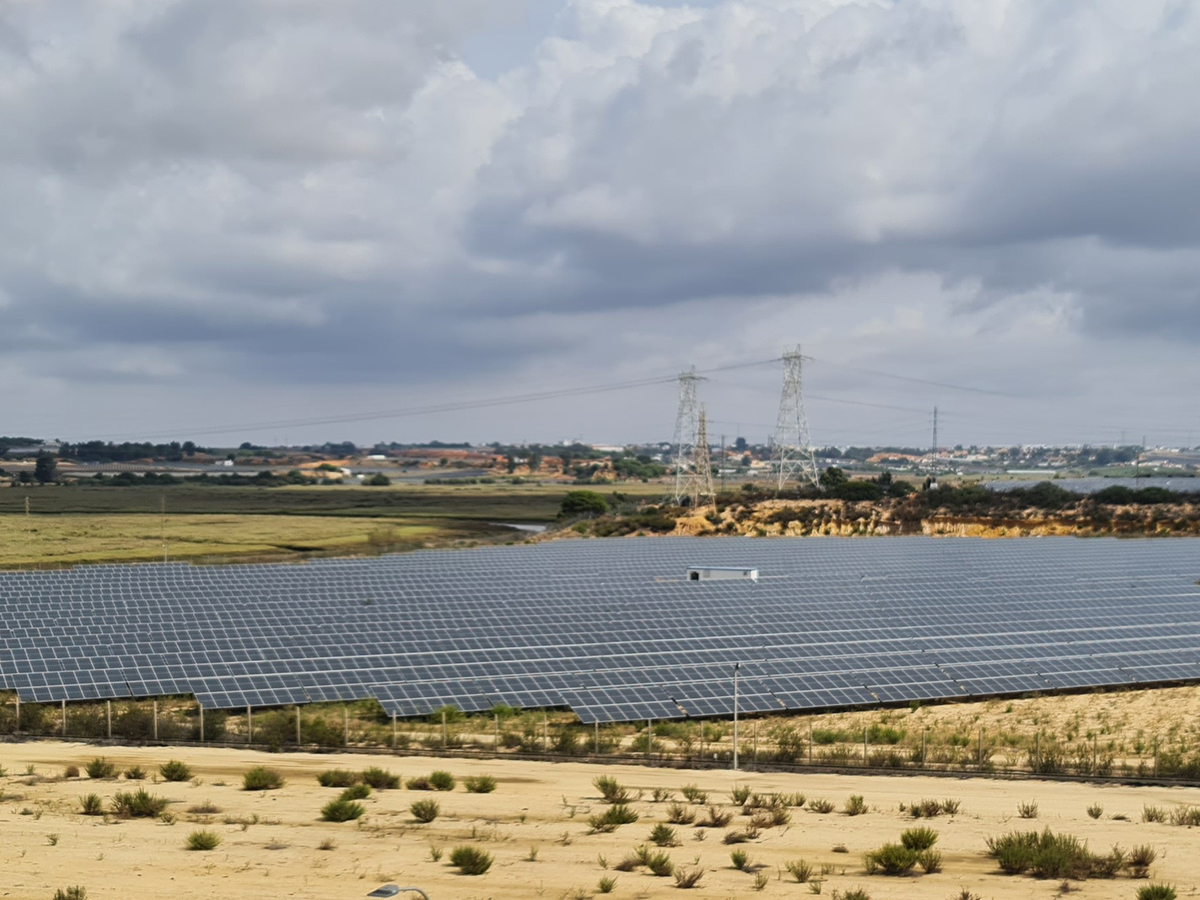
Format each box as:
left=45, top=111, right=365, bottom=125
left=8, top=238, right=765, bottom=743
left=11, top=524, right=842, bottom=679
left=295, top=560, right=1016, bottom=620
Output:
left=0, top=537, right=1198, bottom=723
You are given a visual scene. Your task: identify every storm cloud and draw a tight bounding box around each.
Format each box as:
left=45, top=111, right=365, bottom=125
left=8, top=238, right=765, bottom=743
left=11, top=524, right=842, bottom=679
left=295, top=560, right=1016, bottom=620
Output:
left=1, top=0, right=1197, bottom=447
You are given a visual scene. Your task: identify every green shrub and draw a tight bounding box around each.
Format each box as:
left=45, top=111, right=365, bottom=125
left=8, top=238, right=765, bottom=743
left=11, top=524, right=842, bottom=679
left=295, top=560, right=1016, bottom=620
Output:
left=698, top=805, right=733, bottom=828
left=730, top=849, right=751, bottom=870
left=1086, top=803, right=1103, bottom=820
left=900, top=827, right=938, bottom=851
left=64, top=765, right=80, bottom=779
left=111, top=789, right=168, bottom=818
left=79, top=794, right=104, bottom=816
left=1017, top=800, right=1039, bottom=819
left=863, top=843, right=919, bottom=875
left=1128, top=844, right=1157, bottom=878
left=360, top=767, right=400, bottom=790
left=449, top=845, right=493, bottom=875
left=123, top=766, right=145, bottom=781
left=986, top=828, right=1123, bottom=880
left=159, top=760, right=192, bottom=782
left=185, top=830, right=221, bottom=851
left=594, top=775, right=632, bottom=804
left=1142, top=805, right=1167, bottom=823
left=320, top=799, right=365, bottom=822
left=339, top=784, right=371, bottom=801
left=1136, top=886, right=1177, bottom=900
left=839, top=890, right=872, bottom=900
left=918, top=850, right=942, bottom=873
left=666, top=803, right=695, bottom=824
left=316, top=769, right=359, bottom=788
left=597, top=875, right=616, bottom=893
left=680, top=784, right=708, bottom=804
left=1168, top=806, right=1200, bottom=827
left=411, top=799, right=440, bottom=823
left=645, top=850, right=674, bottom=877
left=242, top=767, right=284, bottom=791
left=786, top=859, right=814, bottom=882
left=463, top=775, right=497, bottom=793
left=730, top=784, right=752, bottom=805
left=588, top=803, right=639, bottom=832
left=673, top=866, right=704, bottom=888
left=649, top=823, right=679, bottom=847
left=807, top=798, right=835, bottom=814
left=845, top=795, right=868, bottom=816
left=53, top=888, right=87, bottom=900
left=429, top=770, right=456, bottom=791
left=85, top=758, right=116, bottom=780
left=406, top=776, right=432, bottom=790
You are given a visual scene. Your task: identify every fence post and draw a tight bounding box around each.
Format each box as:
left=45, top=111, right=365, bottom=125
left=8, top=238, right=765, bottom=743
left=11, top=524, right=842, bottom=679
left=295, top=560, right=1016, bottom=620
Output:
left=14, top=695, right=19, bottom=734
left=394, top=713, right=399, bottom=751
left=107, top=700, right=112, bottom=739
left=544, top=714, right=549, bottom=754
left=296, top=706, right=302, bottom=746
left=154, top=699, right=159, bottom=741
left=594, top=721, right=599, bottom=755
left=647, top=719, right=653, bottom=760
left=246, top=705, right=251, bottom=743
left=442, top=710, right=448, bottom=750
left=344, top=706, right=350, bottom=747
left=199, top=705, right=204, bottom=743
left=61, top=699, right=67, bottom=736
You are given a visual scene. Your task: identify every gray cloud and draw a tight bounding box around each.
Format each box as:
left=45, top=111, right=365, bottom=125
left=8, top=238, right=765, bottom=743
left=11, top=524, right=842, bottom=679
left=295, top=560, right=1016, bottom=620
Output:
left=0, top=0, right=1198, bottom=445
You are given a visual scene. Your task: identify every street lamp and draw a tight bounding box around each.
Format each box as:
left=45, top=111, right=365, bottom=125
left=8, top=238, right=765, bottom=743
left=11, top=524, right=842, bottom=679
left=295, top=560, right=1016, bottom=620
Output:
left=732, top=662, right=741, bottom=771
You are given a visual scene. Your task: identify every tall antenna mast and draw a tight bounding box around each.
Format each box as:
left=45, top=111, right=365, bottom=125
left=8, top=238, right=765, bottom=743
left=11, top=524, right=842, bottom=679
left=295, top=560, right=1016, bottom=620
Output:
left=772, top=346, right=820, bottom=490
left=672, top=367, right=707, bottom=505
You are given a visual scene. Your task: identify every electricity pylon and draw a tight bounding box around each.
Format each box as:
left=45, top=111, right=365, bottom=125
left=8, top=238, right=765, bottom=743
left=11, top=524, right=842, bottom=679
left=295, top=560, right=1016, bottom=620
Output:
left=772, top=345, right=821, bottom=490
left=672, top=368, right=713, bottom=506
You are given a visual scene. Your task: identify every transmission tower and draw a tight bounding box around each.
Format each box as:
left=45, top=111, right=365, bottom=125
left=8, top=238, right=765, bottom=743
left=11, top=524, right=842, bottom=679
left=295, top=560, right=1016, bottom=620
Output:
left=693, top=405, right=715, bottom=507
left=772, top=346, right=821, bottom=491
left=672, top=368, right=711, bottom=506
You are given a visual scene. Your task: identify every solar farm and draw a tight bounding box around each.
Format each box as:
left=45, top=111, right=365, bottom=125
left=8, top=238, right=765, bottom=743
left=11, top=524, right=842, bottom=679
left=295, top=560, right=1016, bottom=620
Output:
left=4, top=535, right=1200, bottom=725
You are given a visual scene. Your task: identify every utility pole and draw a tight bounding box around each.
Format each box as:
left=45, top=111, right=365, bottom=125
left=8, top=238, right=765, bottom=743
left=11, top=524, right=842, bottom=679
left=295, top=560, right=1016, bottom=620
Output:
left=932, top=406, right=938, bottom=459
left=772, top=346, right=820, bottom=491
left=161, top=494, right=167, bottom=564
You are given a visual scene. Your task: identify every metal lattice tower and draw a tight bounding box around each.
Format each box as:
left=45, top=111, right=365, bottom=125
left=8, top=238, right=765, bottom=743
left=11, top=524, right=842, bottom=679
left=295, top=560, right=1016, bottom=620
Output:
left=772, top=346, right=821, bottom=490
left=693, top=405, right=716, bottom=507
left=672, top=368, right=709, bottom=506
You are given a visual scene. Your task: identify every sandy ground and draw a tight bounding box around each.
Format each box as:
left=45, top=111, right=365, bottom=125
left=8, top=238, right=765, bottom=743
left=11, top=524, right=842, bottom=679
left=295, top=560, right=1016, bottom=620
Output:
left=2, top=743, right=1199, bottom=900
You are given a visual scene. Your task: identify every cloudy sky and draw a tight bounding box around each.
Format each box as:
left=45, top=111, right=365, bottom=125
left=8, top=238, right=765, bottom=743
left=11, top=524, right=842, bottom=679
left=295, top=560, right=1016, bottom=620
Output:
left=2, top=0, right=1198, bottom=449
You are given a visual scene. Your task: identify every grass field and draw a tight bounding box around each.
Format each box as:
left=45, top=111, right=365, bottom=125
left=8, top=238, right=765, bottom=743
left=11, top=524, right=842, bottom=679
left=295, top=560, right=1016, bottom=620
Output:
left=0, top=514, right=492, bottom=568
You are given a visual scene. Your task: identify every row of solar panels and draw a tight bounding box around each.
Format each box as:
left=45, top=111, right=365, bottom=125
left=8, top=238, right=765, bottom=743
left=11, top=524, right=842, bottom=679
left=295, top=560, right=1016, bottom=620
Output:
left=0, top=538, right=1198, bottom=722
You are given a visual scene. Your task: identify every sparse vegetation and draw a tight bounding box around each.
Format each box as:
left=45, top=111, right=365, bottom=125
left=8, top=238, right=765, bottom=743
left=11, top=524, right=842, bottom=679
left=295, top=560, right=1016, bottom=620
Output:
left=463, top=774, right=497, bottom=793
left=361, top=767, right=401, bottom=790
left=317, top=769, right=360, bottom=788
left=79, top=794, right=103, bottom=816
left=63, top=765, right=79, bottom=779
left=787, top=859, right=815, bottom=882
left=242, top=766, right=284, bottom=791
left=449, top=845, right=493, bottom=875
left=187, top=801, right=221, bottom=815
left=666, top=803, right=696, bottom=824
left=900, top=827, right=939, bottom=851
left=698, top=805, right=734, bottom=828
left=1136, top=886, right=1176, bottom=900
left=410, top=799, right=440, bottom=823
left=84, top=758, right=116, bottom=780
left=111, top=789, right=168, bottom=818
left=1018, top=800, right=1039, bottom=819
left=588, top=803, right=639, bottom=832
left=1142, top=805, right=1167, bottom=823
left=53, top=888, right=87, bottom=900
left=597, top=875, right=617, bottom=893
left=863, top=843, right=919, bottom=876
left=807, top=798, right=836, bottom=814
left=680, top=783, right=708, bottom=804
left=123, top=766, right=146, bottom=781
left=730, top=849, right=751, bottom=870
left=649, top=823, right=680, bottom=847
left=186, top=830, right=221, bottom=851
left=845, top=795, right=868, bottom=816
left=594, top=776, right=632, bottom=804
left=159, top=760, right=192, bottom=782
left=320, top=799, right=365, bottom=822
left=986, top=828, right=1129, bottom=879
left=1087, top=803, right=1104, bottom=819
left=339, top=784, right=371, bottom=801
left=1128, top=844, right=1157, bottom=878
left=673, top=866, right=704, bottom=888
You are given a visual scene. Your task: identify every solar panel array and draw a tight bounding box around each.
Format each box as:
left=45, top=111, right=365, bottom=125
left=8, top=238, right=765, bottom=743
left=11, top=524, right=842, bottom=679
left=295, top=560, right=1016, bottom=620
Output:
left=985, top=478, right=1200, bottom=494
left=1, top=537, right=1199, bottom=723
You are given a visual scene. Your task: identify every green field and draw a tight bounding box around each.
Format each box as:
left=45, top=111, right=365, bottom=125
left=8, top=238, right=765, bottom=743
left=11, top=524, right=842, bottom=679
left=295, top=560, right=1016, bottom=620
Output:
left=0, top=482, right=669, bottom=568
